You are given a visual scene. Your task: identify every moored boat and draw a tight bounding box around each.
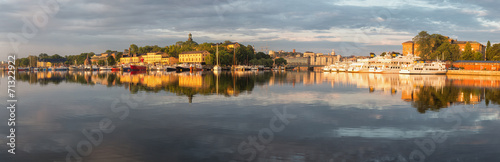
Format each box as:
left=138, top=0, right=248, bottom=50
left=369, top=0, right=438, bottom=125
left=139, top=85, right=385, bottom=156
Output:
left=399, top=61, right=447, bottom=75
left=130, top=65, right=147, bottom=71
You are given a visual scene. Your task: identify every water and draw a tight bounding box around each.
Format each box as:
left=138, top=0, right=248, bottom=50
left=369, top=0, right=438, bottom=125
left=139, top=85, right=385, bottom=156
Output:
left=1, top=71, right=500, bottom=162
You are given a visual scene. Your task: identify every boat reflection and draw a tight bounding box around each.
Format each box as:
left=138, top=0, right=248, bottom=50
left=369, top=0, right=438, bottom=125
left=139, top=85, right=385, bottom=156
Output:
left=11, top=71, right=500, bottom=112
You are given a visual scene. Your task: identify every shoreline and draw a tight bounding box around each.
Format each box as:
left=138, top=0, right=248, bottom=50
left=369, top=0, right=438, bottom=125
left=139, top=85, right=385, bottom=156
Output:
left=446, top=70, right=500, bottom=76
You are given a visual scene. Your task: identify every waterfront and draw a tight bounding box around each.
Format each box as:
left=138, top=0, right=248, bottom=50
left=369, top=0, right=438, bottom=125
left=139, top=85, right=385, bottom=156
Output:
left=1, top=71, right=500, bottom=161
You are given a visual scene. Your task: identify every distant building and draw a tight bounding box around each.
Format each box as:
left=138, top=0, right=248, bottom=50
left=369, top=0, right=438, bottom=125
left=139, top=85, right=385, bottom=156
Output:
left=310, top=55, right=340, bottom=66
left=142, top=52, right=165, bottom=65
left=227, top=42, right=240, bottom=49
left=330, top=49, right=336, bottom=55
left=269, top=50, right=275, bottom=56
left=91, top=53, right=116, bottom=64
left=37, top=58, right=67, bottom=67
left=402, top=37, right=485, bottom=57
left=303, top=51, right=315, bottom=58
left=179, top=51, right=210, bottom=64
left=285, top=57, right=310, bottom=66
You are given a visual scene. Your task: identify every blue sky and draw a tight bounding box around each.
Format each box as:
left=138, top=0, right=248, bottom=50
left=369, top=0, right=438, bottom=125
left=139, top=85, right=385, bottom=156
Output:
left=1, top=0, right=500, bottom=57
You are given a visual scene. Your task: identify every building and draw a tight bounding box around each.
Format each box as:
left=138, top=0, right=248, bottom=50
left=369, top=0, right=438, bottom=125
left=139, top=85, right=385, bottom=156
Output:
left=310, top=55, right=338, bottom=66
left=120, top=56, right=141, bottom=64
left=285, top=57, right=310, bottom=66
left=402, top=37, right=485, bottom=57
left=452, top=61, right=500, bottom=71
left=37, top=58, right=67, bottom=67
left=91, top=53, right=116, bottom=64
left=142, top=52, right=164, bottom=65
left=227, top=42, right=240, bottom=49
left=303, top=51, right=315, bottom=58
left=179, top=51, right=210, bottom=64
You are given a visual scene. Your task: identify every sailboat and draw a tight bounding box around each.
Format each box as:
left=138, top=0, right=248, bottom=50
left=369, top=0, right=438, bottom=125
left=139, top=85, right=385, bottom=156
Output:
left=213, top=43, right=222, bottom=72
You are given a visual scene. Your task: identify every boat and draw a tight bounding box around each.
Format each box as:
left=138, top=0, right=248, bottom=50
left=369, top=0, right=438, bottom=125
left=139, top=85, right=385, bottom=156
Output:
left=368, top=65, right=383, bottom=73
left=349, top=63, right=364, bottom=73
left=251, top=66, right=259, bottom=71
left=176, top=64, right=190, bottom=72
left=164, top=66, right=176, bottom=71
left=214, top=43, right=222, bottom=72
left=17, top=67, right=28, bottom=71
left=399, top=61, right=447, bottom=75
left=99, top=66, right=112, bottom=71
left=322, top=65, right=331, bottom=72
left=111, top=67, right=120, bottom=72
left=338, top=64, right=347, bottom=72
left=55, top=66, right=69, bottom=71
left=130, top=65, right=147, bottom=71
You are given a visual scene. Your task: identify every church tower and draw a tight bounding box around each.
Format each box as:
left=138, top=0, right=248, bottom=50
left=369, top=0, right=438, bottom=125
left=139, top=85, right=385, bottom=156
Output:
left=188, top=33, right=193, bottom=42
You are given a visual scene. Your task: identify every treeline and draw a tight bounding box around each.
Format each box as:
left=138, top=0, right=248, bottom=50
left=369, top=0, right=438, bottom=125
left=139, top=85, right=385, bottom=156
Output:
left=413, top=31, right=500, bottom=61
left=15, top=39, right=288, bottom=67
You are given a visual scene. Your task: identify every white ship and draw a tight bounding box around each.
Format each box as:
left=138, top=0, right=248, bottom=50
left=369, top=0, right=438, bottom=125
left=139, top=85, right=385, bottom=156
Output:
left=399, top=61, right=447, bottom=75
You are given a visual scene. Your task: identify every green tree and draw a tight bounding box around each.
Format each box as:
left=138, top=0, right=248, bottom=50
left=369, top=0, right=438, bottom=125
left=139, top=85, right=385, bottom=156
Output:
left=130, top=44, right=138, bottom=55
left=98, top=60, right=105, bottom=66
left=107, top=56, right=116, bottom=66
left=39, top=53, right=49, bottom=58
left=486, top=40, right=492, bottom=60
left=275, top=57, right=287, bottom=66
left=115, top=52, right=123, bottom=62
left=431, top=42, right=460, bottom=61
left=380, top=52, right=386, bottom=57
left=474, top=51, right=484, bottom=61
left=413, top=31, right=449, bottom=60
left=489, top=43, right=500, bottom=61
left=460, top=42, right=474, bottom=60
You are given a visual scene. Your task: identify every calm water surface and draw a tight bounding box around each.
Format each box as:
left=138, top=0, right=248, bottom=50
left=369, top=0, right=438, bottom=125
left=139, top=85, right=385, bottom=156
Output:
left=1, top=71, right=500, bottom=162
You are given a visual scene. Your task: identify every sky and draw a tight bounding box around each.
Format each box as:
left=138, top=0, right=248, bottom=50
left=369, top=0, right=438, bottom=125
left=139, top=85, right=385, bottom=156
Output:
left=1, top=0, right=500, bottom=58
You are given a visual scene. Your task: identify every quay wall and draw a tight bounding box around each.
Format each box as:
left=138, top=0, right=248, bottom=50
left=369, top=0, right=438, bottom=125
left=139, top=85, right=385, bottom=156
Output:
left=447, top=70, right=500, bottom=76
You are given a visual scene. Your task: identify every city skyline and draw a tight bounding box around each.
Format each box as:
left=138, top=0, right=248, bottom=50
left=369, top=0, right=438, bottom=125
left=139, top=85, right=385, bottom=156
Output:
left=2, top=0, right=500, bottom=57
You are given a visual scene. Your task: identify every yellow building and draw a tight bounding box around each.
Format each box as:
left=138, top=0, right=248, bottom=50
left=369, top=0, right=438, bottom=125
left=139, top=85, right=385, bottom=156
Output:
left=227, top=42, right=240, bottom=49
left=37, top=61, right=52, bottom=67
left=142, top=52, right=164, bottom=65
left=179, top=51, right=210, bottom=64
left=120, top=57, right=140, bottom=64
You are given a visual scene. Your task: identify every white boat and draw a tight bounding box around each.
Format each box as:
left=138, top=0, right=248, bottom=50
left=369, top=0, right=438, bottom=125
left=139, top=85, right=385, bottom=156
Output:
left=399, top=61, right=447, bottom=75
left=213, top=43, right=222, bottom=72
left=338, top=64, right=347, bottom=72
left=322, top=66, right=331, bottom=72
left=349, top=63, right=364, bottom=73
left=99, top=66, right=112, bottom=71
left=368, top=65, right=383, bottom=73
left=250, top=66, right=259, bottom=71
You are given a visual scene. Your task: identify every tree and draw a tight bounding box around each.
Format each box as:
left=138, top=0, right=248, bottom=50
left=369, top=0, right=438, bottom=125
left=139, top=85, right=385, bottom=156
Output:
left=380, top=52, right=386, bottom=57
left=115, top=52, right=123, bottom=62
left=460, top=42, right=474, bottom=60
left=486, top=40, right=492, bottom=60
left=413, top=31, right=432, bottom=59
left=39, top=53, right=49, bottom=58
left=431, top=42, right=460, bottom=61
left=488, top=43, right=500, bottom=61
left=130, top=44, right=138, bottom=55
left=275, top=57, right=287, bottom=66
left=98, top=60, right=105, bottom=66
left=413, top=31, right=449, bottom=60
left=474, top=51, right=484, bottom=61
left=107, top=56, right=116, bottom=66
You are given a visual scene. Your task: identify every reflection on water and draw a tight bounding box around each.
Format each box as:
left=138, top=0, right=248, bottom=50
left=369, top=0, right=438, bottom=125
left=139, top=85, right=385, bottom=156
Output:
left=13, top=71, right=500, bottom=113
left=3, top=71, right=500, bottom=162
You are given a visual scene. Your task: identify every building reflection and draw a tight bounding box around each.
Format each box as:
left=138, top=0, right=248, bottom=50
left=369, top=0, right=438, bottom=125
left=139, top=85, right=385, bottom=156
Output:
left=10, top=71, right=500, bottom=111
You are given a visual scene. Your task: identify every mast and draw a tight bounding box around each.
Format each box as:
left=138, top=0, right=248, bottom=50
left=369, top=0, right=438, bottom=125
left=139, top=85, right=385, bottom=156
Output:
left=216, top=43, right=219, bottom=66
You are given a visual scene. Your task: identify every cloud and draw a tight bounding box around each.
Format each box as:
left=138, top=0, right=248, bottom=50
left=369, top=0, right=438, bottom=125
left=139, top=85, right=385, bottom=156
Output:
left=1, top=0, right=499, bottom=57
